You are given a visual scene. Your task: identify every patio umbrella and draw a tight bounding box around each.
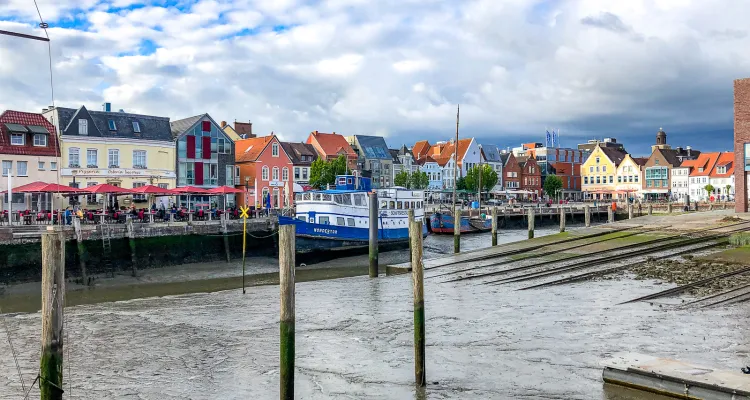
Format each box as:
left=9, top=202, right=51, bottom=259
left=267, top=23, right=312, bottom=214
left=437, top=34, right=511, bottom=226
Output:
left=172, top=186, right=210, bottom=210
left=131, top=185, right=174, bottom=195
left=207, top=186, right=243, bottom=212
left=82, top=183, right=133, bottom=213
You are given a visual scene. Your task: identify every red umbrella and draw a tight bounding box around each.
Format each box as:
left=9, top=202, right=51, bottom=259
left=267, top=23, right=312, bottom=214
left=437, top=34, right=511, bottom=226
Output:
left=171, top=186, right=210, bottom=194
left=131, top=185, right=174, bottom=195
left=10, top=181, right=49, bottom=193
left=82, top=183, right=133, bottom=194
left=38, top=183, right=85, bottom=193
left=207, top=186, right=243, bottom=194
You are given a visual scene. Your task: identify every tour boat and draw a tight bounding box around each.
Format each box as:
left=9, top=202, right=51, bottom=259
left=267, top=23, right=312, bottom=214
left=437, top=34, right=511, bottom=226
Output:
left=429, top=211, right=492, bottom=234
left=279, top=175, right=428, bottom=253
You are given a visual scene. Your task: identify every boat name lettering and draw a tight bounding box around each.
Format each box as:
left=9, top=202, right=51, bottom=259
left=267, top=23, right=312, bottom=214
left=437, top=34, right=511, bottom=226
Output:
left=388, top=210, right=408, bottom=216
left=313, top=228, right=337, bottom=234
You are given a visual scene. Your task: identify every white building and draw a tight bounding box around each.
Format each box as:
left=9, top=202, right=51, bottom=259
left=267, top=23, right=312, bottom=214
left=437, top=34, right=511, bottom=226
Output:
left=480, top=144, right=504, bottom=192
left=671, top=166, right=691, bottom=203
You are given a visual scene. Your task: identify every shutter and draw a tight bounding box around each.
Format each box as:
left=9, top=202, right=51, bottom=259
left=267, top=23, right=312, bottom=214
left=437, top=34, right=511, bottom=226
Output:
left=187, top=135, right=196, bottom=158
left=203, top=137, right=211, bottom=159
left=195, top=162, right=204, bottom=185
left=202, top=121, right=211, bottom=132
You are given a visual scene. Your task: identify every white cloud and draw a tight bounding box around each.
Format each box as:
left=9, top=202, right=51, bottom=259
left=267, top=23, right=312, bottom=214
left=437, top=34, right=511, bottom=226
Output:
left=0, top=0, right=748, bottom=151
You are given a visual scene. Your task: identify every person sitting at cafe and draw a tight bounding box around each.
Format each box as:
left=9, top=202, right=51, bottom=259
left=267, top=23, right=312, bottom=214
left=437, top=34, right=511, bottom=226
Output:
left=64, top=207, right=73, bottom=225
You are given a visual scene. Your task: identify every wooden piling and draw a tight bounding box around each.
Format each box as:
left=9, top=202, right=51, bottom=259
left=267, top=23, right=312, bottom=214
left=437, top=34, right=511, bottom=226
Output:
left=527, top=207, right=535, bottom=239
left=73, top=217, right=87, bottom=284
left=126, top=217, right=138, bottom=277
left=453, top=205, right=461, bottom=253
left=584, top=204, right=591, bottom=227
left=279, top=224, right=296, bottom=400
left=628, top=204, right=634, bottom=219
left=608, top=207, right=614, bottom=223
left=40, top=230, right=64, bottom=400
left=410, top=219, right=426, bottom=387
left=408, top=209, right=414, bottom=262
left=369, top=192, right=378, bottom=278
left=221, top=212, right=231, bottom=263
left=491, top=206, right=498, bottom=246
left=648, top=203, right=653, bottom=215
left=559, top=205, right=566, bottom=233
left=668, top=203, right=673, bottom=213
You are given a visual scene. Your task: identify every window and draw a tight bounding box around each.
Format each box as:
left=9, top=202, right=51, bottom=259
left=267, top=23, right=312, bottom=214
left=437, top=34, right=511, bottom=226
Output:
left=15, top=161, right=27, bottom=177
left=133, top=182, right=146, bottom=201
left=108, top=149, right=119, bottom=167
left=584, top=176, right=588, bottom=184
left=589, top=166, right=593, bottom=172
left=272, top=167, right=279, bottom=180
left=608, top=176, right=613, bottom=183
left=226, top=165, right=233, bottom=186
left=282, top=167, right=289, bottom=181
left=602, top=166, right=607, bottom=172
left=132, top=121, right=141, bottom=133
left=78, top=119, right=88, bottom=135
left=218, top=138, right=227, bottom=154
left=69, top=148, right=80, bottom=167
left=302, top=168, right=308, bottom=180
left=294, top=167, right=300, bottom=179
left=108, top=120, right=117, bottom=131
left=133, top=150, right=147, bottom=168
left=319, top=216, right=330, bottom=225
left=38, top=161, right=45, bottom=170
left=272, top=143, right=279, bottom=157
left=347, top=218, right=355, bottom=227
left=654, top=159, right=659, bottom=165
left=10, top=132, right=24, bottom=145
left=337, top=217, right=345, bottom=226
left=87, top=149, right=98, bottom=167
left=86, top=182, right=99, bottom=204
left=262, top=166, right=269, bottom=180
left=2, top=160, right=11, bottom=176
left=595, top=157, right=600, bottom=164
left=33, top=134, right=47, bottom=146
left=50, top=162, right=57, bottom=171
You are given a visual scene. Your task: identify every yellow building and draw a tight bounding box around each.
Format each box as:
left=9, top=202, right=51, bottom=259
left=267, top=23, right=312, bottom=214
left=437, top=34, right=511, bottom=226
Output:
left=44, top=104, right=176, bottom=207
left=581, top=145, right=627, bottom=200
left=615, top=154, right=645, bottom=201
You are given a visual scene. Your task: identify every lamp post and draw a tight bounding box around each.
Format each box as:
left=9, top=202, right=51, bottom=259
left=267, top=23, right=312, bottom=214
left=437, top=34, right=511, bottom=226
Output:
left=477, top=144, right=483, bottom=216
left=245, top=176, right=250, bottom=207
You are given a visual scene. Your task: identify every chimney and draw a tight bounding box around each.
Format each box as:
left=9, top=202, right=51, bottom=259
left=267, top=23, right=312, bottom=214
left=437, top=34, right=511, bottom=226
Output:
left=221, top=121, right=227, bottom=128
left=42, top=107, right=48, bottom=113
left=103, top=102, right=112, bottom=112
left=248, top=121, right=252, bottom=137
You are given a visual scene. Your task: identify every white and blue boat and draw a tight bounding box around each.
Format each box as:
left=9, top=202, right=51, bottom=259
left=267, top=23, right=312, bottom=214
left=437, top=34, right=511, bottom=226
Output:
left=279, top=175, right=428, bottom=253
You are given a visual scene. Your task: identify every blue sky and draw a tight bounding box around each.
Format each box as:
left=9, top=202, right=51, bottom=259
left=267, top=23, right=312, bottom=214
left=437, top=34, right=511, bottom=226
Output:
left=0, top=0, right=746, bottom=157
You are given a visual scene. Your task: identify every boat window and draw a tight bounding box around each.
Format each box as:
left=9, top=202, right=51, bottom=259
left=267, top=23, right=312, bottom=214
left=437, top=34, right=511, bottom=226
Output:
left=297, top=216, right=305, bottom=221
left=334, top=194, right=342, bottom=204
left=347, top=218, right=355, bottom=227
left=322, top=194, right=332, bottom=201
left=380, top=200, right=388, bottom=209
left=319, top=216, right=330, bottom=224
left=389, top=201, right=395, bottom=209
left=303, top=193, right=311, bottom=201
left=295, top=193, right=303, bottom=202
left=347, top=178, right=353, bottom=184
left=354, top=194, right=365, bottom=206
left=314, top=193, right=322, bottom=201
left=338, top=177, right=346, bottom=185
left=340, top=194, right=352, bottom=205
left=418, top=201, right=422, bottom=208
left=337, top=217, right=345, bottom=226
left=397, top=201, right=403, bottom=209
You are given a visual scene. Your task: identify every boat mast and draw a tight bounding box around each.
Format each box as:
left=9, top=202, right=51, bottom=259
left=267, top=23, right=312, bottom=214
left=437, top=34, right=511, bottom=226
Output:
left=453, top=105, right=459, bottom=213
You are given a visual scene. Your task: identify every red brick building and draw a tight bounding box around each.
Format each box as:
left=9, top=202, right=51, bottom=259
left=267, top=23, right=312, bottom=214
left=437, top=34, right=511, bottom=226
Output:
left=519, top=156, right=542, bottom=199
left=503, top=153, right=521, bottom=192
left=234, top=134, right=293, bottom=208
left=735, top=78, right=750, bottom=212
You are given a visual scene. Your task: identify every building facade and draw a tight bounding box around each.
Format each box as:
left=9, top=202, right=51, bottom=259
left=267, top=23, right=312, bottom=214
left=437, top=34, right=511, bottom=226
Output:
left=671, top=165, right=691, bottom=203
left=170, top=113, right=235, bottom=208
left=480, top=144, right=504, bottom=193
left=503, top=153, right=521, bottom=193
left=306, top=131, right=358, bottom=171
left=1, top=110, right=61, bottom=212
left=44, top=104, right=175, bottom=208
left=734, top=78, right=750, bottom=213
left=235, top=135, right=293, bottom=208
left=345, top=135, right=392, bottom=188
left=709, top=152, right=735, bottom=201
left=581, top=146, right=626, bottom=200
left=641, top=148, right=682, bottom=201
left=614, top=154, right=643, bottom=201
left=280, top=142, right=318, bottom=189
left=519, top=156, right=542, bottom=199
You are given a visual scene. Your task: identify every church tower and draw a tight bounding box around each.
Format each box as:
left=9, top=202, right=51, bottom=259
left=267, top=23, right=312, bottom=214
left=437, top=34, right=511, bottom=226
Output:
left=651, top=127, right=671, bottom=152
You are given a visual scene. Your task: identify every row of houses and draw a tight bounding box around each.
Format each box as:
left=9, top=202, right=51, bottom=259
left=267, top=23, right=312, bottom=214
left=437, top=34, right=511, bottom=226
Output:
left=0, top=103, right=736, bottom=212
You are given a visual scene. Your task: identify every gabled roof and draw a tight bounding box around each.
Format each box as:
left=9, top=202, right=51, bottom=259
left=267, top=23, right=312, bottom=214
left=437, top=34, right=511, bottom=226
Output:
left=598, top=147, right=628, bottom=166
left=222, top=124, right=242, bottom=141
left=710, top=152, right=734, bottom=178
left=389, top=149, right=401, bottom=164
left=412, top=140, right=430, bottom=160
left=0, top=110, right=60, bottom=157
left=480, top=144, right=501, bottom=162
left=656, top=148, right=682, bottom=167
left=307, top=131, right=356, bottom=157
left=632, top=157, right=648, bottom=166
left=235, top=135, right=276, bottom=163
left=170, top=114, right=204, bottom=137
left=280, top=142, right=318, bottom=166
left=689, top=152, right=720, bottom=176
left=351, top=135, right=391, bottom=160
left=415, top=155, right=437, bottom=166
left=499, top=153, right=510, bottom=165
left=56, top=106, right=172, bottom=142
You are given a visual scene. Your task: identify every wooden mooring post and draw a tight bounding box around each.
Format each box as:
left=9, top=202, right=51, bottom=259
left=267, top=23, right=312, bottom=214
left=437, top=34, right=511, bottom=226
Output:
left=648, top=203, right=653, bottom=215
left=126, top=217, right=138, bottom=277
left=221, top=212, right=231, bottom=263
left=453, top=205, right=460, bottom=253
left=584, top=204, right=591, bottom=228
left=410, top=219, right=426, bottom=387
left=41, top=230, right=65, bottom=399
left=527, top=207, right=535, bottom=239
left=279, top=224, right=296, bottom=400
left=668, top=203, right=673, bottom=213
left=491, top=206, right=498, bottom=246
left=559, top=206, right=565, bottom=233
left=369, top=192, right=379, bottom=278
left=608, top=206, right=614, bottom=223
left=408, top=209, right=414, bottom=262
left=628, top=204, right=634, bottom=220
left=73, top=217, right=87, bottom=284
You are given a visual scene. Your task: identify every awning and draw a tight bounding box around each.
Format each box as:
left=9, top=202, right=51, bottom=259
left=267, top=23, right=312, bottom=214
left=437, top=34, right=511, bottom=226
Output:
left=4, top=123, right=28, bottom=132
left=27, top=125, right=49, bottom=134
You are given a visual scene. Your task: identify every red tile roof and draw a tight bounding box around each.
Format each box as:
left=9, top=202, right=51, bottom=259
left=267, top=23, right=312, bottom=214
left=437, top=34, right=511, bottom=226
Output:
left=307, top=131, right=356, bottom=158
left=235, top=135, right=275, bottom=163
left=689, top=152, right=720, bottom=177
left=710, top=152, right=734, bottom=178
left=0, top=110, right=59, bottom=157
left=412, top=140, right=430, bottom=160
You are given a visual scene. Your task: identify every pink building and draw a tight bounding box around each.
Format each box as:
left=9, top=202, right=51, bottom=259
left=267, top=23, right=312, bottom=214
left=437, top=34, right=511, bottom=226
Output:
left=234, top=134, right=294, bottom=208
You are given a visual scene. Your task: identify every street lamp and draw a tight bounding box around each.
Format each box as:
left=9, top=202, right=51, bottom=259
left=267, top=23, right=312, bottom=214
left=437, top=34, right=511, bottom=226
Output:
left=477, top=144, right=483, bottom=215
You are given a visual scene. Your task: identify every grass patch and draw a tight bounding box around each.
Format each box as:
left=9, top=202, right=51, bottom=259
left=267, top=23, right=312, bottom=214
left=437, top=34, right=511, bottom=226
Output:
left=729, top=232, right=750, bottom=247
left=699, top=246, right=750, bottom=266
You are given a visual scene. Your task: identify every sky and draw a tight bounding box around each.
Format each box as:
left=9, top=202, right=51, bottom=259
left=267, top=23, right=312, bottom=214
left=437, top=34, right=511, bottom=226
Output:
left=0, top=0, right=746, bottom=157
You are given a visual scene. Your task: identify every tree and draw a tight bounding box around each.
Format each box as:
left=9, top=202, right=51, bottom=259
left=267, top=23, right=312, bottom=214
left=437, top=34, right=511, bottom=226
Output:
left=464, top=165, right=499, bottom=192
left=394, top=170, right=410, bottom=187
left=455, top=176, right=467, bottom=190
left=726, top=184, right=732, bottom=197
left=309, top=155, right=351, bottom=189
left=704, top=184, right=715, bottom=198
left=410, top=171, right=429, bottom=189
left=543, top=175, right=563, bottom=199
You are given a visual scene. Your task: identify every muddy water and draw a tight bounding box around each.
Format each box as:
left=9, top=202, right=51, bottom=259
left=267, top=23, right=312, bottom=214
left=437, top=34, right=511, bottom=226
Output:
left=2, top=227, right=748, bottom=399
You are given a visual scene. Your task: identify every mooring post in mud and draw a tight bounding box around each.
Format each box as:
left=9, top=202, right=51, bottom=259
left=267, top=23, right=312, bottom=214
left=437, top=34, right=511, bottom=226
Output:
left=628, top=204, right=634, bottom=219
left=126, top=217, right=138, bottom=277
left=584, top=204, right=591, bottom=227
left=454, top=205, right=461, bottom=253
left=527, top=207, right=535, bottom=239
left=648, top=203, right=653, bottom=216
left=41, top=230, right=65, bottom=400
left=559, top=205, right=566, bottom=233
left=491, top=206, right=498, bottom=246
left=408, top=208, right=414, bottom=262
left=369, top=192, right=379, bottom=278
left=668, top=203, right=673, bottom=213
left=279, top=223, right=295, bottom=400
left=221, top=212, right=231, bottom=263
left=410, top=219, right=426, bottom=387
left=73, top=217, right=87, bottom=284
left=607, top=207, right=614, bottom=224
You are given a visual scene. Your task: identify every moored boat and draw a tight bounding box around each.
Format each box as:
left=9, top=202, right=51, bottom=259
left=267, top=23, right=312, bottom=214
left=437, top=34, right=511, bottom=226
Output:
left=429, top=212, right=492, bottom=234
left=279, top=175, right=428, bottom=253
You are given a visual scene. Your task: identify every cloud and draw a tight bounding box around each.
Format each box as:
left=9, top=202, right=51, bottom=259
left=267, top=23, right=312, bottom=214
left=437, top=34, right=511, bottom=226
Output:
left=0, top=0, right=747, bottom=156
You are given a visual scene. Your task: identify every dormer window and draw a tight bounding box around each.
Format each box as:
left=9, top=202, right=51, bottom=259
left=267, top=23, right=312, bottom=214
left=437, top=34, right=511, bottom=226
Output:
left=698, top=167, right=704, bottom=172
left=717, top=166, right=726, bottom=174
left=272, top=142, right=279, bottom=157
left=78, top=119, right=88, bottom=135
left=132, top=121, right=141, bottom=133
left=108, top=120, right=117, bottom=131
left=10, top=132, right=24, bottom=145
